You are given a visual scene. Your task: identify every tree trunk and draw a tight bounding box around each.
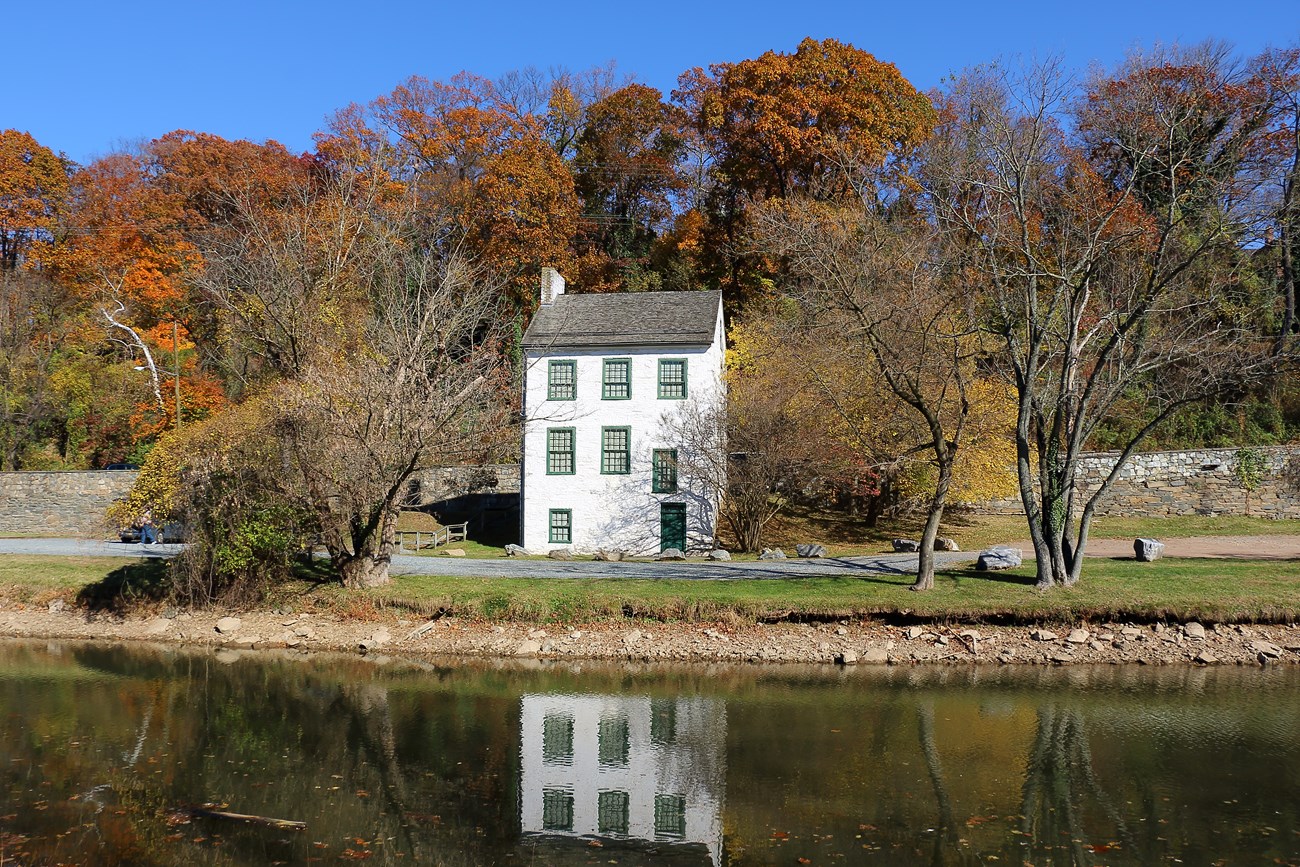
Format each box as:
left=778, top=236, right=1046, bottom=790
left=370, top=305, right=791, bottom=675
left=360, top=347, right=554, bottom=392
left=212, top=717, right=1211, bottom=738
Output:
left=911, top=454, right=954, bottom=592
left=339, top=554, right=392, bottom=588
left=1277, top=118, right=1298, bottom=352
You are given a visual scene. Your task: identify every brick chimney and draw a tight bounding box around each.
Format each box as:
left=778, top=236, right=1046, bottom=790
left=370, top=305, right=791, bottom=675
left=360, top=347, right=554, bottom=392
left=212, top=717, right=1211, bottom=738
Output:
left=540, top=268, right=566, bottom=307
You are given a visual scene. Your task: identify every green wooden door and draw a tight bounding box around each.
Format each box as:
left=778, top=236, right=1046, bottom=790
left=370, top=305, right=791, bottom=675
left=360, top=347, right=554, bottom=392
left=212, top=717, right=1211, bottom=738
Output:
left=660, top=503, right=686, bottom=552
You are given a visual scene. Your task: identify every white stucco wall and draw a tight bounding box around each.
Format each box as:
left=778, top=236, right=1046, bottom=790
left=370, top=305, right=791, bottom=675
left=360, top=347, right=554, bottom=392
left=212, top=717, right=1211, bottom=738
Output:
left=521, top=307, right=725, bottom=555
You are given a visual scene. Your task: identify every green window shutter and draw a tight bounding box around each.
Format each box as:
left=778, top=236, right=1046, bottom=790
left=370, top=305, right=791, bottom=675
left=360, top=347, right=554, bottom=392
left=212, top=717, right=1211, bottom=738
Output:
left=601, top=426, right=631, bottom=474
left=548, top=509, right=572, bottom=544
left=658, top=359, right=687, bottom=399
left=547, top=360, right=575, bottom=400
left=602, top=358, right=631, bottom=399
left=652, top=449, right=678, bottom=493
left=546, top=428, right=575, bottom=475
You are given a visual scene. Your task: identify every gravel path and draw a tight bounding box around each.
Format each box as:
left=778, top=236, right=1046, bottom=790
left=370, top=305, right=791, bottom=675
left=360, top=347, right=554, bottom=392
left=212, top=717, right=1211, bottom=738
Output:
left=0, top=537, right=974, bottom=580
left=5, top=534, right=1298, bottom=580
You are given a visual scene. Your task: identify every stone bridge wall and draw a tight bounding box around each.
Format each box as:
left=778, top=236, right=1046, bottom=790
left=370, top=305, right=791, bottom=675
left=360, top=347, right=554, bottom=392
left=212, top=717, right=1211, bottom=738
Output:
left=976, top=446, right=1300, bottom=519
left=0, top=471, right=138, bottom=537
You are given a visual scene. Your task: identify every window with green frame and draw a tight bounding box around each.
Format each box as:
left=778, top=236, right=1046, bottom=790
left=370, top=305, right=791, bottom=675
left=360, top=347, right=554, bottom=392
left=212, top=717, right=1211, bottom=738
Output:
left=597, top=790, right=630, bottom=835
left=542, top=789, right=574, bottom=831
left=652, top=449, right=678, bottom=493
left=601, top=427, right=630, bottom=474
left=654, top=794, right=687, bottom=838
left=546, top=428, right=575, bottom=475
left=657, top=359, right=687, bottom=399
left=547, top=359, right=576, bottom=400
left=548, top=509, right=572, bottom=544
left=602, top=358, right=631, bottom=399
left=542, top=713, right=574, bottom=763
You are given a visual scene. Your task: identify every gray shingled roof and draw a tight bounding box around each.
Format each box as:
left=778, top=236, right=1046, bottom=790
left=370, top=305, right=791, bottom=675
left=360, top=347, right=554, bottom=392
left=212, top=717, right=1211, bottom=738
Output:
left=522, top=290, right=722, bottom=348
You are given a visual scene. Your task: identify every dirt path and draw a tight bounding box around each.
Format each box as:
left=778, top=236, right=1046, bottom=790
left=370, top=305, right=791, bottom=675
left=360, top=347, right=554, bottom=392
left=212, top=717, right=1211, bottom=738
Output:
left=1017, top=534, right=1300, bottom=560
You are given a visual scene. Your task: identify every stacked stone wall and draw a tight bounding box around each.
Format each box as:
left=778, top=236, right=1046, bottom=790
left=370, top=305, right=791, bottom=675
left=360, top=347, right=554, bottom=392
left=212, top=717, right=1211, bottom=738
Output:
left=403, top=464, right=520, bottom=507
left=976, top=446, right=1300, bottom=518
left=0, top=471, right=137, bottom=537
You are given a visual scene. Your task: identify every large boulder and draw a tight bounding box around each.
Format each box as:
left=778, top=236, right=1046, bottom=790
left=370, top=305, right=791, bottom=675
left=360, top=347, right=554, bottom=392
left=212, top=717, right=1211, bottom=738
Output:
left=935, top=537, right=960, bottom=552
left=656, top=548, right=686, bottom=561
left=759, top=548, right=788, bottom=560
left=892, top=538, right=920, bottom=553
left=1134, top=538, right=1165, bottom=562
left=593, top=549, right=624, bottom=562
left=796, top=543, right=827, bottom=559
left=504, top=543, right=526, bottom=557
left=547, top=548, right=574, bottom=561
left=976, top=547, right=1023, bottom=571
left=215, top=617, right=242, bottom=635
left=708, top=549, right=732, bottom=561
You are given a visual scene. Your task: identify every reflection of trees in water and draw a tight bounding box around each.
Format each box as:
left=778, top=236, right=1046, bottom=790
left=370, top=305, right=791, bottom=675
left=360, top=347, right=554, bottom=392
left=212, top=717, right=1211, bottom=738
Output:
left=916, top=701, right=980, bottom=867
left=0, top=643, right=521, bottom=866
left=1013, top=703, right=1132, bottom=867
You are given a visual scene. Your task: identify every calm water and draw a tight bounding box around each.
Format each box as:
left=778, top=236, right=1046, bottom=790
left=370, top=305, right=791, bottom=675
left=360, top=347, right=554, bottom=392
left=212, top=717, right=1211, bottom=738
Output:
left=1, top=641, right=1298, bottom=866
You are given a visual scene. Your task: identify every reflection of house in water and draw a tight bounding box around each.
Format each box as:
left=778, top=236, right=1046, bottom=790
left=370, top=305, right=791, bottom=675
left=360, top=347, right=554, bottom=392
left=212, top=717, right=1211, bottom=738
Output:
left=519, top=693, right=726, bottom=865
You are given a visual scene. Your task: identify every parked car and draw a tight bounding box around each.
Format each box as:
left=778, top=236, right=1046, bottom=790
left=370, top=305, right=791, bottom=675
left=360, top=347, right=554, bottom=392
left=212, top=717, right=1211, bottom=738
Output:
left=104, top=463, right=140, bottom=470
left=118, top=521, right=185, bottom=543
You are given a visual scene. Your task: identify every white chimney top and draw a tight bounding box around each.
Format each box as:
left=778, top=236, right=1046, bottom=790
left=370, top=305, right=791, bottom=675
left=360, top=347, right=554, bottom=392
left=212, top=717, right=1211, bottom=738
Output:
left=540, top=268, right=567, bottom=306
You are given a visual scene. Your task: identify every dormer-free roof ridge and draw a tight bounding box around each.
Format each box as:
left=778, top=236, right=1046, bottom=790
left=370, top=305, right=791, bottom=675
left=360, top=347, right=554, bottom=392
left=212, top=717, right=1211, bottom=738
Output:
left=522, top=289, right=722, bottom=349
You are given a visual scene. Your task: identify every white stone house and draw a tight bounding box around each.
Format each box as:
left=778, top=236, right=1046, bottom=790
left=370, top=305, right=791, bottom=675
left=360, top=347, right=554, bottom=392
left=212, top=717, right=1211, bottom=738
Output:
left=520, top=270, right=725, bottom=554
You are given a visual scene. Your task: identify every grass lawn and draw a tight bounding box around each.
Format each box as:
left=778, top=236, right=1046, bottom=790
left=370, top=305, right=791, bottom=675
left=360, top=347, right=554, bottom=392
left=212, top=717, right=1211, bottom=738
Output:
left=362, top=557, right=1300, bottom=624
left=4, top=528, right=1298, bottom=625
left=0, top=556, right=169, bottom=608
left=388, top=510, right=1300, bottom=561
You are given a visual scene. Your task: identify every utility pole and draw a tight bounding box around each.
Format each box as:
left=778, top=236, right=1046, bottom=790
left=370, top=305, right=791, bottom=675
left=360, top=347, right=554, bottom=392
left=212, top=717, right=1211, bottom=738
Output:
left=173, top=321, right=182, bottom=431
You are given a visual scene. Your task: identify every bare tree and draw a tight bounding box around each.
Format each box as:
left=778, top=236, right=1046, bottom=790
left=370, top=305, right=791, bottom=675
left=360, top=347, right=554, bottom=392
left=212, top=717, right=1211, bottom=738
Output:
left=1256, top=46, right=1300, bottom=351
left=925, top=53, right=1289, bottom=587
left=193, top=174, right=511, bottom=588
left=754, top=200, right=982, bottom=590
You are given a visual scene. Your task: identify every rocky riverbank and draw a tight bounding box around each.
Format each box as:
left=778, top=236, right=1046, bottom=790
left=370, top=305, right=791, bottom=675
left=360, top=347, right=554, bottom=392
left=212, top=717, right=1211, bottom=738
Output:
left=1, top=601, right=1298, bottom=667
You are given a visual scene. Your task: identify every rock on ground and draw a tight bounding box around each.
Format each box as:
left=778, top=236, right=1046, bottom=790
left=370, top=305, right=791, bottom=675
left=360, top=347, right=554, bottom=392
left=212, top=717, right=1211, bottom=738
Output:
left=215, top=617, right=242, bottom=634
left=2, top=597, right=1298, bottom=670
left=1135, top=538, right=1166, bottom=562
left=977, top=547, right=1023, bottom=571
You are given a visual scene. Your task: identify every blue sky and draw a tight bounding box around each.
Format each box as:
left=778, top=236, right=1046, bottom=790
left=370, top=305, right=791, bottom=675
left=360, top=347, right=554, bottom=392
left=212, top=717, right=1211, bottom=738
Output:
left=5, top=0, right=1295, bottom=166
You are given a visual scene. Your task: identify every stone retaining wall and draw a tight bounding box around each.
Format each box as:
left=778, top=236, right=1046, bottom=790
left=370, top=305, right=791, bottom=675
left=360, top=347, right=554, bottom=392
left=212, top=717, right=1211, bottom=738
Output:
left=977, top=446, right=1300, bottom=518
left=403, top=464, right=520, bottom=507
left=0, top=471, right=138, bottom=537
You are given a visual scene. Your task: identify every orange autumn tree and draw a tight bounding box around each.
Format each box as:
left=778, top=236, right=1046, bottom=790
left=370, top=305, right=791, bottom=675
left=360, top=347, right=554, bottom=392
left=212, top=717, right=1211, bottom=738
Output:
left=573, top=84, right=688, bottom=292
left=0, top=129, right=70, bottom=271
left=672, top=37, right=937, bottom=301
left=316, top=72, right=578, bottom=312
left=0, top=130, right=73, bottom=467
left=27, top=133, right=308, bottom=463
